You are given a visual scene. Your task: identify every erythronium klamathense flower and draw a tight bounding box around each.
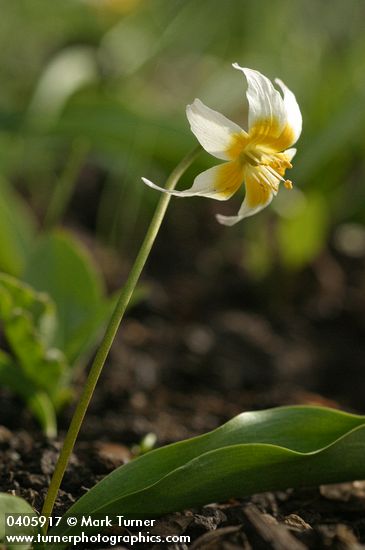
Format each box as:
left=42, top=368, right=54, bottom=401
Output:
left=142, top=63, right=302, bottom=226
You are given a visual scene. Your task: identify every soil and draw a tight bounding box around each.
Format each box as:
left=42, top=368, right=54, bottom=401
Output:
left=1, top=201, right=365, bottom=549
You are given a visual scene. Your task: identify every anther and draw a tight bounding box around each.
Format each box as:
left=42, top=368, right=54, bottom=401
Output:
left=284, top=180, right=293, bottom=189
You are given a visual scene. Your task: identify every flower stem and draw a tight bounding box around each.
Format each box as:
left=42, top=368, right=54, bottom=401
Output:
left=41, top=145, right=201, bottom=522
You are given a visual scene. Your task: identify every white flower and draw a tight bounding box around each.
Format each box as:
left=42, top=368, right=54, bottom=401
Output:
left=142, top=63, right=302, bottom=225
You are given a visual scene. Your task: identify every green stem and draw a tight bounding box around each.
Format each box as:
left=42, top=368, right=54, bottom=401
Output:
left=41, top=145, right=201, bottom=522
left=44, top=139, right=89, bottom=229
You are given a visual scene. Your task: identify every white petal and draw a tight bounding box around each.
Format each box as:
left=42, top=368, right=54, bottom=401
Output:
left=284, top=147, right=297, bottom=161
left=216, top=194, right=274, bottom=225
left=233, top=63, right=287, bottom=136
left=232, top=64, right=302, bottom=150
left=142, top=160, right=244, bottom=201
left=216, top=169, right=274, bottom=225
left=186, top=99, right=247, bottom=160
left=275, top=79, right=302, bottom=143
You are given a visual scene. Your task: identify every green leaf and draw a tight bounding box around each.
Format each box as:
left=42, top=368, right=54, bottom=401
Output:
left=0, top=274, right=66, bottom=395
left=0, top=274, right=67, bottom=435
left=0, top=178, right=36, bottom=276
left=49, top=406, right=365, bottom=545
left=0, top=349, right=57, bottom=438
left=0, top=493, right=37, bottom=550
left=23, top=231, right=110, bottom=366
left=0, top=273, right=56, bottom=346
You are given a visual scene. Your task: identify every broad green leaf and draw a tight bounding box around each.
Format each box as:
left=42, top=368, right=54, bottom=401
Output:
left=0, top=275, right=66, bottom=434
left=49, top=406, right=365, bottom=545
left=0, top=178, right=36, bottom=277
left=23, top=231, right=110, bottom=366
left=0, top=273, right=56, bottom=346
left=0, top=493, right=37, bottom=550
left=0, top=274, right=66, bottom=395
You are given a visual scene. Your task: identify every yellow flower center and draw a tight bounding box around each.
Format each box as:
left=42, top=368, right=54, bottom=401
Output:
left=241, top=147, right=293, bottom=193
left=227, top=133, right=293, bottom=193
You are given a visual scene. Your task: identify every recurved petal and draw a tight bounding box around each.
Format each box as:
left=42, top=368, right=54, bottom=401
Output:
left=233, top=64, right=286, bottom=136
left=186, top=99, right=247, bottom=161
left=216, top=171, right=274, bottom=226
left=142, top=160, right=244, bottom=201
left=233, top=63, right=301, bottom=150
left=275, top=79, right=302, bottom=143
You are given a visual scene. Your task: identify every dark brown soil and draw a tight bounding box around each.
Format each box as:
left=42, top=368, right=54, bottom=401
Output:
left=1, top=212, right=365, bottom=549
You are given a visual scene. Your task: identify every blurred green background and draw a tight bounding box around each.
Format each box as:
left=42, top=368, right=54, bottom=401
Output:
left=1, top=0, right=365, bottom=278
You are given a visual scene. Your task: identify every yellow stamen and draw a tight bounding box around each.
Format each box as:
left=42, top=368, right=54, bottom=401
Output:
left=227, top=127, right=295, bottom=198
